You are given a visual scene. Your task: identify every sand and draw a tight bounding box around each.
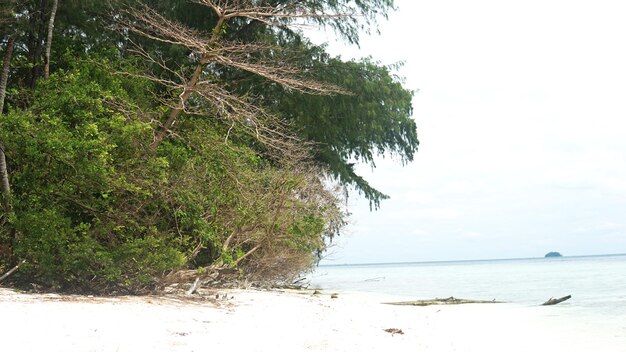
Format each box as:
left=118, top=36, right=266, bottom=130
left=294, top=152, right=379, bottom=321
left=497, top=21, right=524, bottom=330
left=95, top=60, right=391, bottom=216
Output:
left=0, top=287, right=621, bottom=352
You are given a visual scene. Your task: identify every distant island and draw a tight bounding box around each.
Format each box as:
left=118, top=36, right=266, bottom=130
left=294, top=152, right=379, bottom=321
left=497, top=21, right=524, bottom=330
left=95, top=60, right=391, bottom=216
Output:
left=545, top=252, right=563, bottom=258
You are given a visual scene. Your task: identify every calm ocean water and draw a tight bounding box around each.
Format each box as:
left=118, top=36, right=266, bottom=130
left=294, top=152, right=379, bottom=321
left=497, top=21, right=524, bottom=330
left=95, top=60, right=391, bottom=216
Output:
left=310, top=254, right=626, bottom=337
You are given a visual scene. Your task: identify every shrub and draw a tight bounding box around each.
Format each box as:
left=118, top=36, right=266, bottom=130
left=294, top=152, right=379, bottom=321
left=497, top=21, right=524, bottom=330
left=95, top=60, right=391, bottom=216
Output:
left=0, top=60, right=345, bottom=292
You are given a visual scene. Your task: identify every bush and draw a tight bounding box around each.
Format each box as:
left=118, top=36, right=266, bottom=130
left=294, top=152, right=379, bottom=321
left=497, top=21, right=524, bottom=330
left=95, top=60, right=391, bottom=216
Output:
left=0, top=62, right=187, bottom=292
left=0, top=59, right=345, bottom=292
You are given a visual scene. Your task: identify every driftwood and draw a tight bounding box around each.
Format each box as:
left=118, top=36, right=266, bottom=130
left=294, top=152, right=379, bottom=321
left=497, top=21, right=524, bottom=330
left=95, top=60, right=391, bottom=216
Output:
left=0, top=260, right=25, bottom=283
left=186, top=278, right=201, bottom=295
left=542, top=295, right=571, bottom=306
left=292, top=277, right=307, bottom=285
left=383, top=328, right=404, bottom=335
left=385, top=296, right=502, bottom=306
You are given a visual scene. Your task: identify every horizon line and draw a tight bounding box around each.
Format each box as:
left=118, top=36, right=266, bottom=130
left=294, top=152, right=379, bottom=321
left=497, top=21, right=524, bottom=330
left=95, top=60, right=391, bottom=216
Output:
left=318, top=252, right=626, bottom=267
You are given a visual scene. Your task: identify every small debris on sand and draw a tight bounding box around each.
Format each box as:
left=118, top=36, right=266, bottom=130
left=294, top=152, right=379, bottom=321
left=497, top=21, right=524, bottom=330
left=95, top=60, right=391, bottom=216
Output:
left=384, top=328, right=404, bottom=335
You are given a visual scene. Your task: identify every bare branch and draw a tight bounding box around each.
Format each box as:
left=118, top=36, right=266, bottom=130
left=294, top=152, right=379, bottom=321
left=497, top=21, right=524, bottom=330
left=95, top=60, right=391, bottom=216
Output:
left=116, top=5, right=212, bottom=52
left=193, top=0, right=351, bottom=23
left=212, top=41, right=348, bottom=95
left=117, top=1, right=351, bottom=153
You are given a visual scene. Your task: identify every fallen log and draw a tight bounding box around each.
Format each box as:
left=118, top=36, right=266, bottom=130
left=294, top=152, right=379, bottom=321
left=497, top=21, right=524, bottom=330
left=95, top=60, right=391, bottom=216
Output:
left=385, top=296, right=502, bottom=306
left=0, top=260, right=26, bottom=283
left=541, top=295, right=571, bottom=306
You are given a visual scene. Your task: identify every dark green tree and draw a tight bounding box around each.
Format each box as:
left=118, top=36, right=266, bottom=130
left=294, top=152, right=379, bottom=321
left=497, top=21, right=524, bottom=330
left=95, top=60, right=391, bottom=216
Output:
left=228, top=42, right=417, bottom=206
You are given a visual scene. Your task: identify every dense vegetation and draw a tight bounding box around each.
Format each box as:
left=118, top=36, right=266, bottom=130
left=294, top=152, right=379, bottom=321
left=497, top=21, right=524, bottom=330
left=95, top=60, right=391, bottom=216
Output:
left=0, top=0, right=418, bottom=293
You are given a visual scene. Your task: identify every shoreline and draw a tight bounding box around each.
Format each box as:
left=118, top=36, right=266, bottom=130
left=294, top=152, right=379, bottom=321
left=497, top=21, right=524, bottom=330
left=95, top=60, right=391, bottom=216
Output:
left=0, top=287, right=622, bottom=351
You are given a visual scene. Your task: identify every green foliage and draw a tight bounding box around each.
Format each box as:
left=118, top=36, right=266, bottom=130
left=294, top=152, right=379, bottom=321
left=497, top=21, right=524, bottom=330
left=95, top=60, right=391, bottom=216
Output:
left=294, top=57, right=418, bottom=208
left=230, top=42, right=418, bottom=207
left=0, top=61, right=189, bottom=291
left=11, top=208, right=110, bottom=289
left=0, top=0, right=417, bottom=292
left=0, top=57, right=343, bottom=290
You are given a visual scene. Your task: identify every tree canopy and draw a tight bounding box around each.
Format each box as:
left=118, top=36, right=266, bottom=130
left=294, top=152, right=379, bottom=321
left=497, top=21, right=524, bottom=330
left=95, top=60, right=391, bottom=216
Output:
left=0, top=0, right=418, bottom=292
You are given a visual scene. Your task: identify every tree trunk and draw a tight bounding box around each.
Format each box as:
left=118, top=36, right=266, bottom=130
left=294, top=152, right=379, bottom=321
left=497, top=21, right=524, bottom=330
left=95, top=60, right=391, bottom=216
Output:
left=0, top=35, right=14, bottom=112
left=26, top=0, right=48, bottom=88
left=0, top=146, right=9, bottom=197
left=44, top=0, right=59, bottom=79
left=148, top=61, right=204, bottom=152
left=147, top=16, right=226, bottom=153
left=0, top=34, right=16, bottom=197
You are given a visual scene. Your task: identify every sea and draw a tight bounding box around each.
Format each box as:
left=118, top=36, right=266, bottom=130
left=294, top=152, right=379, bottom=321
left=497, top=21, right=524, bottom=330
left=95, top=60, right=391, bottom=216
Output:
left=310, top=254, right=626, bottom=343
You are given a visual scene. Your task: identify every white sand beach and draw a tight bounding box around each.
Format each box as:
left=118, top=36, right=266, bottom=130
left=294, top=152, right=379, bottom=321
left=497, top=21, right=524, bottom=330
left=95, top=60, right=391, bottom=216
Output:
left=0, top=287, right=621, bottom=352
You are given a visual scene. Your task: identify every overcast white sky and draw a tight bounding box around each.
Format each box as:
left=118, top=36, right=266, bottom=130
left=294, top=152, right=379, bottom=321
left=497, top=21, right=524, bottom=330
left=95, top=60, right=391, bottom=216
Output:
left=311, top=0, right=626, bottom=264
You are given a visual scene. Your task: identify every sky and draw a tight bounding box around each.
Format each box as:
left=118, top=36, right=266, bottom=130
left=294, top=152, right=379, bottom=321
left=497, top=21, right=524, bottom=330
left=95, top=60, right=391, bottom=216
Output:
left=310, top=0, right=626, bottom=264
